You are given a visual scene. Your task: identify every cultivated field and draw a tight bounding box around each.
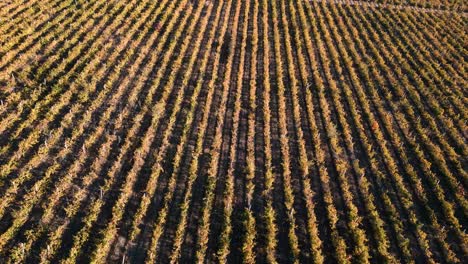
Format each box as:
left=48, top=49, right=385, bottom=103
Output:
left=0, top=0, right=467, bottom=263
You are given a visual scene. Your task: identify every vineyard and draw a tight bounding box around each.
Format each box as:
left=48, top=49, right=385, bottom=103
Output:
left=358, top=0, right=466, bottom=11
left=0, top=0, right=467, bottom=263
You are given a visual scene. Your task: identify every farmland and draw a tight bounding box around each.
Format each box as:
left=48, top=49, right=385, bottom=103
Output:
left=0, top=0, right=467, bottom=263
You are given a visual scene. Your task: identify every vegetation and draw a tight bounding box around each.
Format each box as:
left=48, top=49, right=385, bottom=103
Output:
left=0, top=0, right=466, bottom=263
